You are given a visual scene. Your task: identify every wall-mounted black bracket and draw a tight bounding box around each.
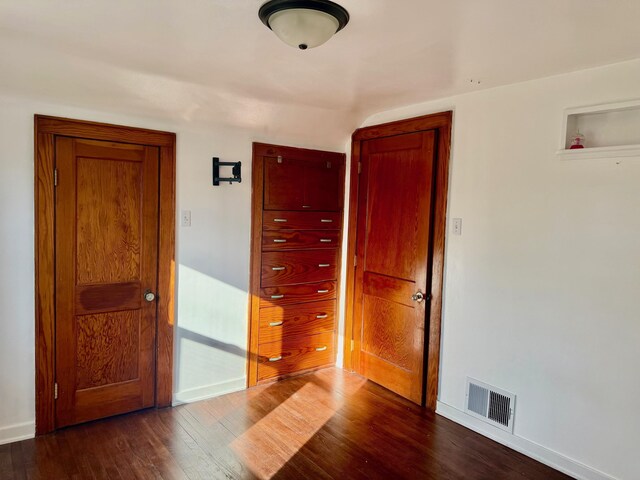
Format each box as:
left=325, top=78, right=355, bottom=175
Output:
left=212, top=157, right=242, bottom=186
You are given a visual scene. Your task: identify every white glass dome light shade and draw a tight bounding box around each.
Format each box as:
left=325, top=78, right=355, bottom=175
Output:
left=268, top=8, right=340, bottom=49
left=259, top=0, right=350, bottom=51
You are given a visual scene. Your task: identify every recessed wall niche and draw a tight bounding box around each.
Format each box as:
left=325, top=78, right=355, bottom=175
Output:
left=558, top=99, right=640, bottom=159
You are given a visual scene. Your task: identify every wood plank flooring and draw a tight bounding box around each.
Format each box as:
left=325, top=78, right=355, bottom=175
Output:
left=1, top=368, right=572, bottom=479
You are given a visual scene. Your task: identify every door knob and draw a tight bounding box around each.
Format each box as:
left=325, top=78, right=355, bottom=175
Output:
left=411, top=290, right=425, bottom=303
left=144, top=290, right=156, bottom=302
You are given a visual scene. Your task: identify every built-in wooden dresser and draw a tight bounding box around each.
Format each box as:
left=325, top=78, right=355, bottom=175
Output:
left=248, top=143, right=345, bottom=386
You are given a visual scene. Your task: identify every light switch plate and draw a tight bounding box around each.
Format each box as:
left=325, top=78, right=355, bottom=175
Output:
left=452, top=218, right=462, bottom=235
left=181, top=210, right=192, bottom=227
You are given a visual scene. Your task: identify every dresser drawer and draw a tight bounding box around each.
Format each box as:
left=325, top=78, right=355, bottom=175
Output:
left=260, top=281, right=336, bottom=307
left=263, top=211, right=341, bottom=230
left=261, top=250, right=338, bottom=287
left=262, top=230, right=340, bottom=251
left=257, top=332, right=334, bottom=382
left=259, top=300, right=335, bottom=344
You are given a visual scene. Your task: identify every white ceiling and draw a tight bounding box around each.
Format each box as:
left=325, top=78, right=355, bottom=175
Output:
left=1, top=0, right=640, bottom=137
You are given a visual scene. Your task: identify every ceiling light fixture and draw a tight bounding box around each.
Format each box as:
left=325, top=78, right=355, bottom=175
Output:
left=259, top=0, right=350, bottom=50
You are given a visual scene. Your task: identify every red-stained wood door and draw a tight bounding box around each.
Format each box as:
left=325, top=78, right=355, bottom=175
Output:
left=55, top=137, right=159, bottom=427
left=353, top=130, right=436, bottom=404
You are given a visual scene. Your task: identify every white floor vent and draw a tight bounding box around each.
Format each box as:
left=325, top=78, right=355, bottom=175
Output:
left=465, top=378, right=516, bottom=433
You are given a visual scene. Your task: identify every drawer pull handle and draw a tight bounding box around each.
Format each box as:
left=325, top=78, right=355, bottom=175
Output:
left=317, top=289, right=329, bottom=294
left=269, top=356, right=283, bottom=362
left=273, top=218, right=288, bottom=222
left=273, top=239, right=287, bottom=243
left=316, top=314, right=328, bottom=319
left=315, top=346, right=328, bottom=352
left=271, top=266, right=286, bottom=271
left=320, top=239, right=332, bottom=243
left=318, top=263, right=330, bottom=268
left=320, top=219, right=333, bottom=223
left=269, top=321, right=283, bottom=327
left=270, top=294, right=284, bottom=299
left=302, top=205, right=311, bottom=209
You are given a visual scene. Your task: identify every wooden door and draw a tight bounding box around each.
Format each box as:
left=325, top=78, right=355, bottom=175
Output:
left=353, top=130, right=436, bottom=404
left=55, top=137, right=159, bottom=427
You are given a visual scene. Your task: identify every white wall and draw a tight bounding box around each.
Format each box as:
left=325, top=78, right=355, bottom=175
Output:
left=0, top=92, right=351, bottom=442
left=363, top=59, right=640, bottom=480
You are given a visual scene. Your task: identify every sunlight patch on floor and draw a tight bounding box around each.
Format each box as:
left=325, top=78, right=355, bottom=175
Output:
left=230, top=380, right=343, bottom=479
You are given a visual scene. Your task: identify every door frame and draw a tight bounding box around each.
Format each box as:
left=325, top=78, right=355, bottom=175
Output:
left=34, top=115, right=176, bottom=434
left=343, top=111, right=452, bottom=409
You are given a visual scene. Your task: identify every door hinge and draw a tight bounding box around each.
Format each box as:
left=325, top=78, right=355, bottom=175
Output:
left=54, top=168, right=58, bottom=187
left=358, top=162, right=362, bottom=174
left=54, top=382, right=58, bottom=400
left=353, top=255, right=357, bottom=267
left=350, top=339, right=355, bottom=351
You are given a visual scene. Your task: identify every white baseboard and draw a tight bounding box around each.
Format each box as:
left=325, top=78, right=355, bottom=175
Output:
left=436, top=401, right=617, bottom=480
left=0, top=421, right=35, bottom=446
left=172, top=377, right=246, bottom=406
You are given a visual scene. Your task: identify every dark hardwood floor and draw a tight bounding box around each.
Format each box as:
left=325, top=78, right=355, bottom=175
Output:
left=1, top=368, right=571, bottom=479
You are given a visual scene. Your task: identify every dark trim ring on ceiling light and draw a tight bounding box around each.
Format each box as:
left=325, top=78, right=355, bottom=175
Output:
left=258, top=0, right=350, bottom=32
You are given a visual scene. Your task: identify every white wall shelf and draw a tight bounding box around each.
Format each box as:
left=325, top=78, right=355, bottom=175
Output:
left=556, top=144, right=640, bottom=159
left=557, top=99, right=640, bottom=159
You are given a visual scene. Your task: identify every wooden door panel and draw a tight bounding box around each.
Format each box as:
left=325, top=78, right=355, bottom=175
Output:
left=354, top=130, right=436, bottom=404
left=362, top=295, right=417, bottom=370
left=55, top=137, right=159, bottom=428
left=364, top=140, right=428, bottom=279
left=72, top=381, right=148, bottom=426
left=360, top=352, right=413, bottom=400
left=74, top=282, right=141, bottom=314
left=263, top=156, right=343, bottom=211
left=75, top=310, right=140, bottom=389
left=76, top=156, right=142, bottom=284
left=363, top=272, right=416, bottom=308
left=263, top=156, right=305, bottom=210
left=304, top=159, right=342, bottom=211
